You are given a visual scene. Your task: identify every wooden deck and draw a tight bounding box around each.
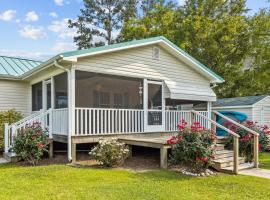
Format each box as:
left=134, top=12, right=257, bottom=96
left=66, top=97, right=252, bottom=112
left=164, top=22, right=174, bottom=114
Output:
left=70, top=132, right=177, bottom=168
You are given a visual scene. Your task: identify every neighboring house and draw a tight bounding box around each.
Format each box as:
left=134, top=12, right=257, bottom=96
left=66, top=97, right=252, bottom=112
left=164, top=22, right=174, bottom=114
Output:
left=4, top=36, right=227, bottom=165
left=211, top=95, right=270, bottom=126
left=0, top=56, right=42, bottom=116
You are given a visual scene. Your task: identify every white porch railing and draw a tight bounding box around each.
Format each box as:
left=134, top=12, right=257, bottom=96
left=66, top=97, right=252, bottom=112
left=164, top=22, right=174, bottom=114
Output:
left=165, top=110, right=191, bottom=131
left=52, top=108, right=68, bottom=135
left=4, top=109, right=52, bottom=153
left=165, top=110, right=209, bottom=131
left=75, top=108, right=144, bottom=135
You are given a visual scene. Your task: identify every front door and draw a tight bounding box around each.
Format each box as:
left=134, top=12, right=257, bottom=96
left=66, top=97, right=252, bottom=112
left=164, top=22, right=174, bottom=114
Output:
left=146, top=80, right=164, bottom=132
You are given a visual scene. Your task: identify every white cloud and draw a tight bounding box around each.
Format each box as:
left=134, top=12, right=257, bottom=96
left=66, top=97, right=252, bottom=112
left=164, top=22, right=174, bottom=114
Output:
left=54, top=0, right=64, bottom=6
left=0, top=49, right=51, bottom=61
left=49, top=12, right=58, bottom=18
left=15, top=19, right=21, bottom=23
left=48, top=18, right=76, bottom=39
left=177, top=0, right=186, bottom=6
left=51, top=42, right=75, bottom=52
left=19, top=25, right=47, bottom=40
left=25, top=11, right=39, bottom=22
left=0, top=10, right=16, bottom=21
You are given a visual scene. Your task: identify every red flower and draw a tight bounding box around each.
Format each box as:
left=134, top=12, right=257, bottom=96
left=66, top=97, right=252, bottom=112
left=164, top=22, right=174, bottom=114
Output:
left=246, top=120, right=254, bottom=126
left=36, top=143, right=45, bottom=149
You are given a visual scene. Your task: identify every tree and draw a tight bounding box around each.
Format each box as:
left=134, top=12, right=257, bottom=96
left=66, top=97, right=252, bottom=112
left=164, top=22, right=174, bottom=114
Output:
left=235, top=9, right=270, bottom=96
left=173, top=0, right=252, bottom=98
left=122, top=0, right=253, bottom=98
left=69, top=0, right=137, bottom=49
left=120, top=0, right=176, bottom=41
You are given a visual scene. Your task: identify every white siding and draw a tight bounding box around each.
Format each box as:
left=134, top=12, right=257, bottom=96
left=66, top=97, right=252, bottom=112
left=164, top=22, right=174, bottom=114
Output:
left=213, top=107, right=253, bottom=120
left=253, top=96, right=270, bottom=126
left=76, top=45, right=216, bottom=101
left=0, top=80, right=31, bottom=116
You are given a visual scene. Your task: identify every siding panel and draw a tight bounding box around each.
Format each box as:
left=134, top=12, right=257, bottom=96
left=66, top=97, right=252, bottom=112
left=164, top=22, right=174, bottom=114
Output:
left=76, top=45, right=216, bottom=101
left=0, top=80, right=31, bottom=116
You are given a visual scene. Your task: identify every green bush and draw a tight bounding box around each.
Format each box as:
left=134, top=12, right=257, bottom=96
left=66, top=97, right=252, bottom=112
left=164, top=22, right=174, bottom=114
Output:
left=0, top=109, right=22, bottom=152
left=225, top=120, right=270, bottom=162
left=12, top=122, right=49, bottom=165
left=169, top=120, right=216, bottom=173
left=89, top=138, right=130, bottom=167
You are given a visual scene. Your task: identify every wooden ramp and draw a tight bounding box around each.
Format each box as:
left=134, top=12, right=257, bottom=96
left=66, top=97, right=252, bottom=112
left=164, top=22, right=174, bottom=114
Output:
left=118, top=132, right=177, bottom=169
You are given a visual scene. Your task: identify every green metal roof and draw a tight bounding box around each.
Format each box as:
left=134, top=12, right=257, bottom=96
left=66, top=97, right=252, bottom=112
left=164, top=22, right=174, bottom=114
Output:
left=0, top=55, right=42, bottom=77
left=213, top=95, right=268, bottom=107
left=61, top=36, right=224, bottom=82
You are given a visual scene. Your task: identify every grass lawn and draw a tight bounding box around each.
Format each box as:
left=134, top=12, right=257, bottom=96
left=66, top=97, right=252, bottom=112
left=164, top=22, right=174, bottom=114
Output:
left=260, top=152, right=270, bottom=170
left=0, top=164, right=270, bottom=200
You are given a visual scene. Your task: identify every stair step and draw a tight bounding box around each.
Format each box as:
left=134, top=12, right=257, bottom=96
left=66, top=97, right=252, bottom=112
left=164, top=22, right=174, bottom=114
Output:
left=213, top=157, right=245, bottom=169
left=216, top=136, right=228, bottom=144
left=0, top=157, right=9, bottom=164
left=3, top=152, right=20, bottom=163
left=214, top=150, right=234, bottom=159
left=220, top=163, right=254, bottom=173
left=215, top=144, right=225, bottom=151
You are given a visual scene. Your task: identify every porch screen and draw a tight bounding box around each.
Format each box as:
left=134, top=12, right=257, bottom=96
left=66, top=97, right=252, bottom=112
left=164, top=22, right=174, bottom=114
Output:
left=54, top=72, right=68, bottom=108
left=32, top=82, right=42, bottom=111
left=75, top=71, right=143, bottom=109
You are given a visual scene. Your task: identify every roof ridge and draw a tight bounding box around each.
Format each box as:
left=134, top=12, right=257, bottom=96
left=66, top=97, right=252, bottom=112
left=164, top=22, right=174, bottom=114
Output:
left=61, top=36, right=163, bottom=56
left=0, top=55, right=42, bottom=63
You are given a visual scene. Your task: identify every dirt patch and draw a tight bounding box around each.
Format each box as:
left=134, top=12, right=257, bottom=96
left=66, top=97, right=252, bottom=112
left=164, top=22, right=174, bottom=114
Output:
left=15, top=153, right=69, bottom=167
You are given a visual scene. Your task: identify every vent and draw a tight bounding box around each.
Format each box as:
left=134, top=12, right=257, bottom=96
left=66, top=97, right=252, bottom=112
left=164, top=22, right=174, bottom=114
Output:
left=152, top=47, right=160, bottom=60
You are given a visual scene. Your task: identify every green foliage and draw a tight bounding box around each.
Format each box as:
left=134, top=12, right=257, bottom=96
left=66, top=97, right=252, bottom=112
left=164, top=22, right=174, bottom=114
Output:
left=225, top=120, right=270, bottom=162
left=12, top=122, right=49, bottom=165
left=89, top=138, right=129, bottom=167
left=68, top=0, right=137, bottom=49
left=169, top=120, right=216, bottom=173
left=0, top=109, right=22, bottom=152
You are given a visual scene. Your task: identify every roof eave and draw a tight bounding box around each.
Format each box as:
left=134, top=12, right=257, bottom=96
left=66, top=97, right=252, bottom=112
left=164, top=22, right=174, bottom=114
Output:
left=21, top=55, right=63, bottom=80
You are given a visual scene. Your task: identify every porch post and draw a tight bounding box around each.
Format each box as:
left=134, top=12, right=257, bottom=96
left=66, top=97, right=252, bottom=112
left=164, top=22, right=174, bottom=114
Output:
left=68, top=67, right=76, bottom=161
left=207, top=101, right=212, bottom=129
left=51, top=76, right=55, bottom=109
left=143, top=79, right=148, bottom=132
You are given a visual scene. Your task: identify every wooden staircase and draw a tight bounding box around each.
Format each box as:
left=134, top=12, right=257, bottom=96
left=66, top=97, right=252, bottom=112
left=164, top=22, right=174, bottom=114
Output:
left=213, top=137, right=254, bottom=173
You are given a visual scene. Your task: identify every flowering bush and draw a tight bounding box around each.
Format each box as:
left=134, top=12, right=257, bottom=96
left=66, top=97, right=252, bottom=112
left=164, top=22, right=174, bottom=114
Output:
left=12, top=122, right=49, bottom=165
left=169, top=120, right=216, bottom=173
left=225, top=120, right=270, bottom=162
left=89, top=138, right=129, bottom=167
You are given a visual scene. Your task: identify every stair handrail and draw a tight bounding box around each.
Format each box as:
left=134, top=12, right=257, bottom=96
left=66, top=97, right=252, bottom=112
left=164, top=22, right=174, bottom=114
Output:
left=10, top=110, right=42, bottom=128
left=191, top=110, right=240, bottom=138
left=213, top=110, right=259, bottom=168
left=5, top=109, right=52, bottom=153
left=191, top=110, right=240, bottom=174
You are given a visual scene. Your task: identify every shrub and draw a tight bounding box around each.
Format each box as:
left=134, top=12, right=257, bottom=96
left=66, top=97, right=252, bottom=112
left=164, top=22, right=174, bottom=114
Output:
left=225, top=120, right=270, bottom=162
left=0, top=109, right=22, bottom=152
left=89, top=138, right=130, bottom=167
left=169, top=120, right=216, bottom=173
left=12, top=122, right=49, bottom=165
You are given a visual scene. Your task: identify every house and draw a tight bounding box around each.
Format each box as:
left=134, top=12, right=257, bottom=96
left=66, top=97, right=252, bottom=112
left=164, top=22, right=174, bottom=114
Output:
left=0, top=56, right=42, bottom=116
left=3, top=36, right=259, bottom=173
left=211, top=96, right=270, bottom=126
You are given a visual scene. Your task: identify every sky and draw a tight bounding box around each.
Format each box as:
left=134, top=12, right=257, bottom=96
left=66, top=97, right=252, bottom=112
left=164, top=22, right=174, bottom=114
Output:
left=0, top=0, right=269, bottom=61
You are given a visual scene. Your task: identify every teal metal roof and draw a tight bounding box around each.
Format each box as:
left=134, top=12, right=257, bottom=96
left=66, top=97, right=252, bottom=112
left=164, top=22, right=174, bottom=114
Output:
left=61, top=36, right=224, bottom=82
left=213, top=95, right=268, bottom=107
left=0, top=55, right=42, bottom=77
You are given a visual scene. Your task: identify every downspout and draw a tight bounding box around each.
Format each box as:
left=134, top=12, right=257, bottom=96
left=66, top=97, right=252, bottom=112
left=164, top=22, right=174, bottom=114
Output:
left=54, top=60, right=73, bottom=161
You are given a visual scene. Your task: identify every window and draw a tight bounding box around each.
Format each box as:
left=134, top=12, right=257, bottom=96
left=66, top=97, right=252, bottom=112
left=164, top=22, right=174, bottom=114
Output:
left=152, top=47, right=160, bottom=60
left=32, top=82, right=42, bottom=111
left=94, top=91, right=110, bottom=108
left=114, top=93, right=129, bottom=108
